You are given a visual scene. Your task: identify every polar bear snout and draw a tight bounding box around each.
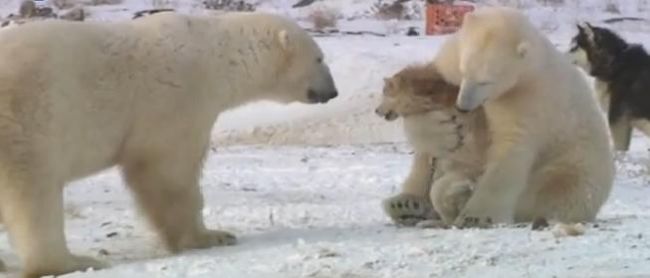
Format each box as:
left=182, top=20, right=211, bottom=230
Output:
left=307, top=88, right=338, bottom=103
left=306, top=68, right=338, bottom=103
left=456, top=80, right=489, bottom=112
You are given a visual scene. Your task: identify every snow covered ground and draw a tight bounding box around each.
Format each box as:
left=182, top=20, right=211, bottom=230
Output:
left=3, top=139, right=650, bottom=278
left=1, top=0, right=650, bottom=277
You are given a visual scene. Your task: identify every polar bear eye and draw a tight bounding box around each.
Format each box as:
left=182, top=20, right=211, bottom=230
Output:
left=316, top=57, right=323, bottom=63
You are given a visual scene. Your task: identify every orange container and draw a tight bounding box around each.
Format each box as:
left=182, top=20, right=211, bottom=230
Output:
left=425, top=3, right=475, bottom=35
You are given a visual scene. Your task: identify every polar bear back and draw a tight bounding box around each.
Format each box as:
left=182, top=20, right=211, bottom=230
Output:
left=0, top=12, right=317, bottom=181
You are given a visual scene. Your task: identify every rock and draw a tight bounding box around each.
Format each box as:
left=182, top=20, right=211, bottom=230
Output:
left=60, top=6, right=85, bottom=21
left=19, top=0, right=36, bottom=18
left=132, top=8, right=174, bottom=20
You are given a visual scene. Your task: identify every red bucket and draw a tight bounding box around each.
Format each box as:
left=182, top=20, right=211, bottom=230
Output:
left=425, top=3, right=475, bottom=35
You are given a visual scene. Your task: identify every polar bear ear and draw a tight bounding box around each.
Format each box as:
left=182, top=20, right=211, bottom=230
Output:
left=278, top=29, right=291, bottom=51
left=463, top=12, right=475, bottom=22
left=516, top=41, right=530, bottom=58
left=462, top=12, right=475, bottom=26
left=384, top=77, right=401, bottom=89
left=384, top=77, right=395, bottom=88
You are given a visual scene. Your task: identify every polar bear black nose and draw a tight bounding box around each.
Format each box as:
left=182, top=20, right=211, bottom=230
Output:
left=308, top=89, right=337, bottom=103
left=455, top=106, right=470, bottom=114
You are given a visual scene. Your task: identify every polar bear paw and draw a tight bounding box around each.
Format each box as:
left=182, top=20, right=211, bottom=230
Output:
left=24, top=255, right=107, bottom=278
left=453, top=206, right=511, bottom=229
left=184, top=230, right=237, bottom=250
left=454, top=214, right=494, bottom=229
left=200, top=230, right=237, bottom=247
left=67, top=255, right=108, bottom=272
left=383, top=193, right=437, bottom=226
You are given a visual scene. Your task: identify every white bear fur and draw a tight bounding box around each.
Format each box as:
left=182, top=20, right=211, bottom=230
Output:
left=437, top=7, right=614, bottom=227
left=0, top=12, right=337, bottom=277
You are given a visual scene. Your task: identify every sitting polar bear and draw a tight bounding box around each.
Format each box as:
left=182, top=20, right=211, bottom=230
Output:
left=381, top=7, right=615, bottom=229
left=0, top=12, right=337, bottom=277
left=446, top=7, right=614, bottom=228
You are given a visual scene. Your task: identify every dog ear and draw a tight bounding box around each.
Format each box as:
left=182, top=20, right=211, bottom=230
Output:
left=583, top=22, right=595, bottom=41
left=384, top=77, right=399, bottom=90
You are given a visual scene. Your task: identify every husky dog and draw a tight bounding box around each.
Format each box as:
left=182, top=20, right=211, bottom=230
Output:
left=375, top=63, right=488, bottom=226
left=567, top=22, right=650, bottom=151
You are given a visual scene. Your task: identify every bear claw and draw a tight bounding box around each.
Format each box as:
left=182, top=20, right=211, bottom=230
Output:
left=454, top=214, right=494, bottom=229
left=196, top=230, right=237, bottom=248
left=383, top=193, right=437, bottom=226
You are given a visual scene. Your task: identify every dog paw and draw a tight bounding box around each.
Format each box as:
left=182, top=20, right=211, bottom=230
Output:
left=431, top=113, right=466, bottom=154
left=383, top=193, right=437, bottom=226
left=432, top=179, right=473, bottom=224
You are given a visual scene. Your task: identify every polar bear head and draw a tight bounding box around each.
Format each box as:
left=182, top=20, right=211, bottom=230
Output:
left=246, top=14, right=338, bottom=105
left=454, top=7, right=542, bottom=112
left=223, top=13, right=338, bottom=105
left=275, top=28, right=338, bottom=104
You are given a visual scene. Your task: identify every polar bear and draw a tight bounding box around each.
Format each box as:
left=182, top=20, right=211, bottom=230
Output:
left=375, top=63, right=487, bottom=226
left=0, top=12, right=337, bottom=277
left=445, top=7, right=614, bottom=228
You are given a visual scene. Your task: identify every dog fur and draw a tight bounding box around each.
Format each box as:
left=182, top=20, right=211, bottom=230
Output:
left=568, top=22, right=650, bottom=151
left=376, top=63, right=490, bottom=226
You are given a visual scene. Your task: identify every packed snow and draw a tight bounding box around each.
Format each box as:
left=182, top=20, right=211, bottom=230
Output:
left=1, top=0, right=650, bottom=277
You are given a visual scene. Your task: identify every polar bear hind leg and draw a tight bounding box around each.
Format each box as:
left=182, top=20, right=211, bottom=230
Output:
left=517, top=158, right=612, bottom=223
left=0, top=158, right=106, bottom=277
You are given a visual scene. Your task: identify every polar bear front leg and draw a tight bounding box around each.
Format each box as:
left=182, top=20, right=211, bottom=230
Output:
left=453, top=145, right=535, bottom=228
left=0, top=190, right=5, bottom=273
left=122, top=144, right=236, bottom=253
left=0, top=167, right=106, bottom=278
left=383, top=152, right=438, bottom=226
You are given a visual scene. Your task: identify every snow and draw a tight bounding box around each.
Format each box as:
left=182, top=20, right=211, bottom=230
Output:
left=1, top=0, right=650, bottom=277
left=4, top=141, right=650, bottom=277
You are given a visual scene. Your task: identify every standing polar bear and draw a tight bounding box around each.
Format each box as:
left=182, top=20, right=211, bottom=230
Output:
left=0, top=12, right=337, bottom=277
left=445, top=7, right=614, bottom=227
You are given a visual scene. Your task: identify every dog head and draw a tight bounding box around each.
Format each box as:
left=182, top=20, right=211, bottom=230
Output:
left=375, top=64, right=458, bottom=121
left=568, top=22, right=629, bottom=78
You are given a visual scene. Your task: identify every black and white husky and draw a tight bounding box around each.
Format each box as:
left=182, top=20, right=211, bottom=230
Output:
left=567, top=22, right=650, bottom=151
